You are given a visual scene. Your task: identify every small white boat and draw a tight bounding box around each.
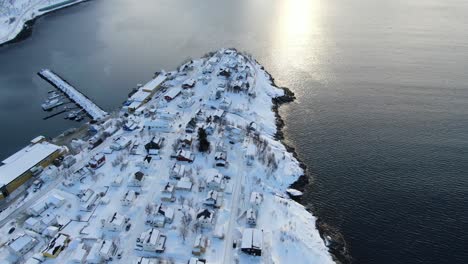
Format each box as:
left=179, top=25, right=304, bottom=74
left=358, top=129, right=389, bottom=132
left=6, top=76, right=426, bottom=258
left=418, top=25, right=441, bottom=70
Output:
left=48, top=92, right=61, bottom=100
left=41, top=98, right=63, bottom=111
left=286, top=188, right=303, bottom=197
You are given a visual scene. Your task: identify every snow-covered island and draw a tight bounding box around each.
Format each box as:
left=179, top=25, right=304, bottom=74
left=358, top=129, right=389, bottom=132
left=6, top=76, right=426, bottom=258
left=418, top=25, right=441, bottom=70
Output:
left=0, top=49, right=336, bottom=264
left=0, top=0, right=87, bottom=45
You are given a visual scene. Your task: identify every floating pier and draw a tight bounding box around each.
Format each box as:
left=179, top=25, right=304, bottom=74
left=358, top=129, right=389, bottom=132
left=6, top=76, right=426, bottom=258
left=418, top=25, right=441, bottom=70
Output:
left=38, top=69, right=108, bottom=121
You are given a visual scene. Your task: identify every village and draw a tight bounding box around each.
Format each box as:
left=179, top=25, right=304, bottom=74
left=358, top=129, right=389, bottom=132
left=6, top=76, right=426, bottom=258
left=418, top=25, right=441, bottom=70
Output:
left=0, top=49, right=333, bottom=264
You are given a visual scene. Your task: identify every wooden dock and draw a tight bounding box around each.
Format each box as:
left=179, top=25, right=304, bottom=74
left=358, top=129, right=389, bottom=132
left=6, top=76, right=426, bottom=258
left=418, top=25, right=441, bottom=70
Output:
left=38, top=69, right=108, bottom=121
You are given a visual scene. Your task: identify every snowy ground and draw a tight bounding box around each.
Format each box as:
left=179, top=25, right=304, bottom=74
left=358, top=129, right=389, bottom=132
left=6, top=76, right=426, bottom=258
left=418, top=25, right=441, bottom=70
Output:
left=0, top=0, right=87, bottom=45
left=0, top=49, right=333, bottom=264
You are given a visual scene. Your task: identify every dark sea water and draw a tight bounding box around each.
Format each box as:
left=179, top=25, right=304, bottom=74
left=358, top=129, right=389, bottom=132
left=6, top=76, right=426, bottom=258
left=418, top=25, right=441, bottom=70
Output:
left=1, top=0, right=468, bottom=263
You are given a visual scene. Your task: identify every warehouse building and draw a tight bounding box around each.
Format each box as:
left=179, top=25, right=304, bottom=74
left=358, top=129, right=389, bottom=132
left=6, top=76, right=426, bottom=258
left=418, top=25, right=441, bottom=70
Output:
left=0, top=136, right=66, bottom=199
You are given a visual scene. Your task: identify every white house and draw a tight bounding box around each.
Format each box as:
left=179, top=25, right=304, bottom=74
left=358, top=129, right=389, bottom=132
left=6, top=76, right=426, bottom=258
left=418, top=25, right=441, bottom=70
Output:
left=204, top=190, right=223, bottom=208
left=103, top=212, right=126, bottom=232
left=250, top=192, right=263, bottom=209
left=241, top=228, right=263, bottom=256
left=170, top=163, right=186, bottom=179
left=129, top=171, right=145, bottom=187
left=24, top=217, right=44, bottom=233
left=70, top=243, right=87, bottom=263
left=196, top=209, right=215, bottom=228
left=161, top=183, right=175, bottom=202
left=121, top=190, right=137, bottom=206
left=192, top=234, right=208, bottom=256
left=146, top=203, right=174, bottom=227
left=136, top=228, right=167, bottom=253
left=205, top=169, right=224, bottom=191
left=110, top=137, right=132, bottom=151
left=7, top=234, right=38, bottom=256
left=98, top=240, right=117, bottom=260
left=112, top=176, right=123, bottom=187
left=246, top=208, right=257, bottom=226
left=28, top=202, right=47, bottom=216
left=176, top=177, right=193, bottom=191
left=144, top=120, right=171, bottom=132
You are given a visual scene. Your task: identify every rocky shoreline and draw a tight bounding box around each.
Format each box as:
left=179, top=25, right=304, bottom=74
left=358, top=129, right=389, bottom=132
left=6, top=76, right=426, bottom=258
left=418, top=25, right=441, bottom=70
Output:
left=0, top=0, right=90, bottom=48
left=262, top=66, right=352, bottom=264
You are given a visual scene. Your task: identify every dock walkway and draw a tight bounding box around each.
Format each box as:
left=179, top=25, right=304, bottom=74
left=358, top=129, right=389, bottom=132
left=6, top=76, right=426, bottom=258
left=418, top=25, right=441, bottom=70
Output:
left=38, top=69, right=108, bottom=121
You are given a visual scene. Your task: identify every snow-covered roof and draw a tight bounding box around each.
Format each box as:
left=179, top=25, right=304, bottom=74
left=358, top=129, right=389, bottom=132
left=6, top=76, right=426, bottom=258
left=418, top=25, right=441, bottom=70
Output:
left=241, top=228, right=262, bottom=250
left=0, top=140, right=62, bottom=186
left=140, top=74, right=167, bottom=93
left=164, top=87, right=182, bottom=99
left=130, top=89, right=152, bottom=102
left=8, top=234, right=36, bottom=252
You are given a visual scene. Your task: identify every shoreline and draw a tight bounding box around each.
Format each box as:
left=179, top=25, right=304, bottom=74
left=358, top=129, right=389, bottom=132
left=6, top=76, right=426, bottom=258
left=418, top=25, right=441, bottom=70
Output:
left=0, top=0, right=90, bottom=48
left=262, top=65, right=352, bottom=264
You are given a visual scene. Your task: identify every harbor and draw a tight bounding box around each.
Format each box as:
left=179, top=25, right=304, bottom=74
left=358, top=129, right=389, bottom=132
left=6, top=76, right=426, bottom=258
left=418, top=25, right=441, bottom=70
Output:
left=38, top=69, right=108, bottom=121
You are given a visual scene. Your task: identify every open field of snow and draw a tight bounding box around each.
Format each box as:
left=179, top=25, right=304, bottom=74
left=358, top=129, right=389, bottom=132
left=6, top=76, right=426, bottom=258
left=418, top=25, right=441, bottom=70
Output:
left=0, top=0, right=87, bottom=45
left=0, top=49, right=333, bottom=264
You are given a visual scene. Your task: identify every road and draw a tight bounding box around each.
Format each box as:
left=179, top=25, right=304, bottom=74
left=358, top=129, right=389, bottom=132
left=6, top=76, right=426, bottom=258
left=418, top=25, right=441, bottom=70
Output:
left=222, top=142, right=246, bottom=264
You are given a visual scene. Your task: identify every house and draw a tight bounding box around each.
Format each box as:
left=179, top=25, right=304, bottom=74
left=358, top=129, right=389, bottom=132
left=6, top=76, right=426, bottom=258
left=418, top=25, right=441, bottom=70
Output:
left=103, top=212, right=127, bottom=231
left=176, top=177, right=193, bottom=191
left=241, top=228, right=263, bottom=256
left=144, top=120, right=171, bottom=132
left=205, top=169, right=224, bottom=191
left=182, top=78, right=196, bottom=89
left=246, top=208, right=257, bottom=226
left=215, top=141, right=226, bottom=152
left=121, top=190, right=137, bottom=206
left=178, top=98, right=195, bottom=108
left=89, top=153, right=105, bottom=169
left=136, top=228, right=167, bottom=253
left=176, top=150, right=195, bottom=163
left=192, top=234, right=208, bottom=256
left=129, top=171, right=145, bottom=187
left=70, top=243, right=87, bottom=263
left=43, top=226, right=59, bottom=238
left=45, top=194, right=65, bottom=208
left=161, top=183, right=175, bottom=202
left=112, top=176, right=123, bottom=187
left=185, top=118, right=197, bottom=133
left=135, top=257, right=161, bottom=264
left=170, top=163, right=186, bottom=180
left=156, top=110, right=176, bottom=121
left=110, top=137, right=132, bottom=151
left=145, top=137, right=164, bottom=152
left=204, top=190, right=223, bottom=208
left=211, top=109, right=225, bottom=123
left=196, top=209, right=215, bottom=227
left=40, top=213, right=57, bottom=227
left=164, top=87, right=182, bottom=101
left=79, top=188, right=95, bottom=203
left=80, top=193, right=99, bottom=212
left=123, top=120, right=138, bottom=131
left=214, top=151, right=227, bottom=167
left=24, top=217, right=44, bottom=233
left=147, top=203, right=175, bottom=227
left=28, top=202, right=47, bottom=216
left=189, top=258, right=207, bottom=264
left=98, top=240, right=117, bottom=261
left=42, top=233, right=71, bottom=258
left=7, top=234, right=38, bottom=256
left=250, top=192, right=263, bottom=209
left=220, top=97, right=232, bottom=110
left=180, top=134, right=193, bottom=146
left=201, top=122, right=215, bottom=135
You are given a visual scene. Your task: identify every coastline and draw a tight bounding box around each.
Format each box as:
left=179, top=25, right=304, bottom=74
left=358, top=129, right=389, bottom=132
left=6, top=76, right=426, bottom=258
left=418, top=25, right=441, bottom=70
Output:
left=262, top=65, right=352, bottom=264
left=0, top=0, right=89, bottom=48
